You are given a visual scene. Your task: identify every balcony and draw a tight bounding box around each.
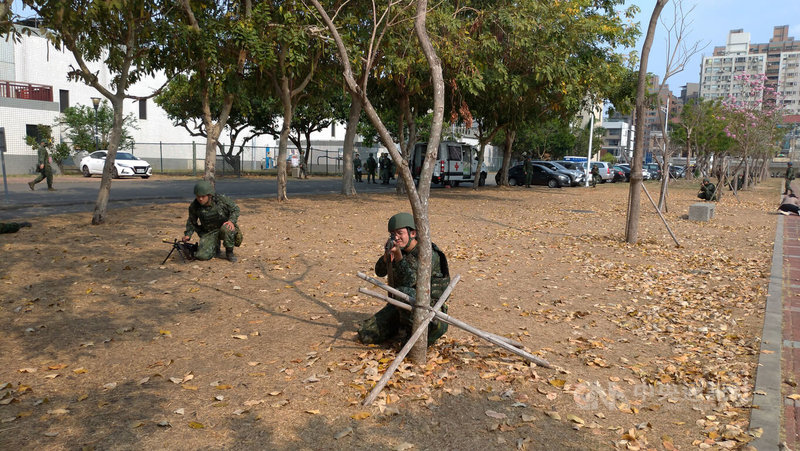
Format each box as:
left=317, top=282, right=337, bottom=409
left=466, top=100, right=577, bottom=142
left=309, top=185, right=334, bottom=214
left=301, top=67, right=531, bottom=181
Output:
left=0, top=80, right=54, bottom=102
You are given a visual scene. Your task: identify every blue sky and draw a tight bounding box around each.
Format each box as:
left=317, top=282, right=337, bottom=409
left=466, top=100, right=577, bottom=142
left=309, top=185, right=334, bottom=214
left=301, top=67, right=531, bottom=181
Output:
left=628, top=0, right=800, bottom=94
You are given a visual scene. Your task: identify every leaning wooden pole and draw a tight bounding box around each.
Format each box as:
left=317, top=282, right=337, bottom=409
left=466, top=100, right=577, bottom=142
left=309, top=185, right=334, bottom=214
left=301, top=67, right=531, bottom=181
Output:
left=363, top=275, right=461, bottom=406
left=357, top=272, right=525, bottom=348
left=641, top=184, right=681, bottom=247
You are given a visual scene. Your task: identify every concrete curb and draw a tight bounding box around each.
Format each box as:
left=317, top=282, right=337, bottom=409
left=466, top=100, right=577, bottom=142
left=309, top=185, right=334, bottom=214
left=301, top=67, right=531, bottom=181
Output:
left=749, top=214, right=783, bottom=449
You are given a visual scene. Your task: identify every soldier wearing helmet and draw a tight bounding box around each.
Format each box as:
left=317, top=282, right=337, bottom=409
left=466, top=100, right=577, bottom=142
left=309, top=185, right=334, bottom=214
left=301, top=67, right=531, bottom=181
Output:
left=786, top=162, right=795, bottom=194
left=357, top=212, right=451, bottom=346
left=697, top=177, right=719, bottom=201
left=182, top=181, right=242, bottom=263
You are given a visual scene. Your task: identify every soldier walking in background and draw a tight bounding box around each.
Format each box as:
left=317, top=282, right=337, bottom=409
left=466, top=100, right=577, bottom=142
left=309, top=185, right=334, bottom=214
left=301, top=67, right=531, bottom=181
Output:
left=366, top=153, right=377, bottom=184
left=28, top=137, right=55, bottom=191
left=182, top=181, right=243, bottom=263
left=379, top=153, right=391, bottom=184
left=0, top=221, right=32, bottom=234
left=358, top=213, right=451, bottom=347
left=353, top=153, right=363, bottom=182
left=786, top=162, right=795, bottom=194
left=590, top=164, right=600, bottom=188
left=523, top=153, right=533, bottom=188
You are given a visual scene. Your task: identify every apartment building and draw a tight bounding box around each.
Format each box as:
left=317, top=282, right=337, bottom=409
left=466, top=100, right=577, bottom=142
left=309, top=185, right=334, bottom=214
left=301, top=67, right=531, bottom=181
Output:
left=700, top=25, right=800, bottom=114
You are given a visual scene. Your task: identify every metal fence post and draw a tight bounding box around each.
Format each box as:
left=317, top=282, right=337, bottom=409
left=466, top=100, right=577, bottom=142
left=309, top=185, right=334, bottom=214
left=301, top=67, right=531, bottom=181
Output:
left=159, top=141, right=163, bottom=174
left=192, top=141, right=196, bottom=176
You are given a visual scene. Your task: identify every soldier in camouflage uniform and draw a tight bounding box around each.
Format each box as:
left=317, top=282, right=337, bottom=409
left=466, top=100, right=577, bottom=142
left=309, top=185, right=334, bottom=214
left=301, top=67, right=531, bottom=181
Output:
left=358, top=212, right=451, bottom=347
left=697, top=177, right=718, bottom=201
left=28, top=138, right=54, bottom=191
left=366, top=153, right=377, bottom=184
left=182, top=181, right=242, bottom=263
left=590, top=165, right=600, bottom=188
left=522, top=153, right=533, bottom=188
left=353, top=153, right=363, bottom=182
left=0, top=221, right=32, bottom=234
left=786, top=162, right=795, bottom=194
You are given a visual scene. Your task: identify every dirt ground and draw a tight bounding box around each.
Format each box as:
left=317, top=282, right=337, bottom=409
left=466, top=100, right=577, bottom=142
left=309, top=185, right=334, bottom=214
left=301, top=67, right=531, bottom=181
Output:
left=0, top=177, right=780, bottom=450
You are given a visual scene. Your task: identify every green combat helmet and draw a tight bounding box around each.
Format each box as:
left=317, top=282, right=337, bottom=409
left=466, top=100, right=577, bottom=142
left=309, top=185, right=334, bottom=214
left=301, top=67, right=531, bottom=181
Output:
left=194, top=181, right=215, bottom=196
left=388, top=212, right=415, bottom=232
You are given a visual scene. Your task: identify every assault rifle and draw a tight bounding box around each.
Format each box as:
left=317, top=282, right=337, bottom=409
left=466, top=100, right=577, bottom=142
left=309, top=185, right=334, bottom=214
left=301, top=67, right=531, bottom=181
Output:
left=162, top=239, right=198, bottom=264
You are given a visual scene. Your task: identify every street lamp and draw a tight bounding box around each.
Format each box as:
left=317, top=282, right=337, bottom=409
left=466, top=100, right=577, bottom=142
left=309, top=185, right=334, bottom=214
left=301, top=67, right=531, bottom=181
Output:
left=91, top=97, right=101, bottom=151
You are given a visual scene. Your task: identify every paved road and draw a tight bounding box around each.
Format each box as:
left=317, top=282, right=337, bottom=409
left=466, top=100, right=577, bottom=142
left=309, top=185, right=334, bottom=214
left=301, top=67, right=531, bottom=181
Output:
left=0, top=174, right=425, bottom=220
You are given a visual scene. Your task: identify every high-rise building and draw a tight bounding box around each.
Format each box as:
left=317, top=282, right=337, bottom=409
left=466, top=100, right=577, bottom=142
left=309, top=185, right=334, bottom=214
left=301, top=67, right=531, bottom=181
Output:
left=699, top=26, right=800, bottom=114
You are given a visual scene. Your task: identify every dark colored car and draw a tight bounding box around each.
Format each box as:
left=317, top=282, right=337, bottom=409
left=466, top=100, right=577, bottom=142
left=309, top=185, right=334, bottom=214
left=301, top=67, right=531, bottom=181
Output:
left=644, top=163, right=662, bottom=180
left=612, top=165, right=629, bottom=182
left=495, top=163, right=570, bottom=188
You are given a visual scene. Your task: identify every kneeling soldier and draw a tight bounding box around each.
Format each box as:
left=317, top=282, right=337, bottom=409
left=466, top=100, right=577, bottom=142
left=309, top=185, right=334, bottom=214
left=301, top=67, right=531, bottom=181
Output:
left=182, top=181, right=242, bottom=263
left=358, top=212, right=451, bottom=346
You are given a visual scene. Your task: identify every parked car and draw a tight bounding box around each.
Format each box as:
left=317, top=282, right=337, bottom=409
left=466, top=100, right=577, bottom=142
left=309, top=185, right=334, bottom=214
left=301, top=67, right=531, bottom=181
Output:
left=611, top=165, right=628, bottom=182
left=533, top=160, right=584, bottom=186
left=643, top=163, right=662, bottom=180
left=617, top=164, right=652, bottom=180
left=80, top=150, right=152, bottom=179
left=573, top=161, right=614, bottom=183
left=496, top=163, right=570, bottom=188
left=668, top=165, right=686, bottom=179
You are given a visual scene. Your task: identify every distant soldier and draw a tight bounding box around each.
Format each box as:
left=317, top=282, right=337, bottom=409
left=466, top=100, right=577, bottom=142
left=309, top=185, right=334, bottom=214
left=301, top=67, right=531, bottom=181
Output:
left=522, top=153, right=533, bottom=188
left=353, top=153, right=363, bottom=182
left=379, top=153, right=391, bottom=184
left=786, top=162, right=795, bottom=194
left=0, top=221, right=32, bottom=234
left=28, top=138, right=55, bottom=191
left=366, top=153, right=378, bottom=184
left=590, top=165, right=600, bottom=188
left=182, top=181, right=242, bottom=263
left=698, top=177, right=719, bottom=201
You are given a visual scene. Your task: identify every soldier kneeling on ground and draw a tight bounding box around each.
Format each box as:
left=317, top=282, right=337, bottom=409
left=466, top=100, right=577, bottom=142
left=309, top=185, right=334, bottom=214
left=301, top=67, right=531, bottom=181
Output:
left=182, top=181, right=242, bottom=263
left=0, top=221, right=32, bottom=234
left=358, top=212, right=451, bottom=347
left=697, top=177, right=720, bottom=201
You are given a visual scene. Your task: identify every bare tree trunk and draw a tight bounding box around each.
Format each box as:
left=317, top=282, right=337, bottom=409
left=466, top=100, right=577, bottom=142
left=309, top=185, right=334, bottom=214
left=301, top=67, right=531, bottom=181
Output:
left=497, top=130, right=515, bottom=186
left=625, top=0, right=668, bottom=244
left=92, top=97, right=125, bottom=224
left=276, top=75, right=293, bottom=201
left=408, top=0, right=444, bottom=364
left=341, top=95, right=361, bottom=196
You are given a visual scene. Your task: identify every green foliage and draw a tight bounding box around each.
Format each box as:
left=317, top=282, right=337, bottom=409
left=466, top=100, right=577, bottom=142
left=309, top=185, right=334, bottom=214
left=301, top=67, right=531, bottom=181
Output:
left=57, top=101, right=137, bottom=152
left=601, top=152, right=617, bottom=164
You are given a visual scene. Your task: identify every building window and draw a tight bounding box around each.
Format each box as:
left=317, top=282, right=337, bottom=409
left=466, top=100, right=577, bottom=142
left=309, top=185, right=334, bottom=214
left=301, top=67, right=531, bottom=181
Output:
left=59, top=90, right=69, bottom=113
left=25, top=124, right=39, bottom=142
left=138, top=100, right=147, bottom=120
left=330, top=123, right=335, bottom=138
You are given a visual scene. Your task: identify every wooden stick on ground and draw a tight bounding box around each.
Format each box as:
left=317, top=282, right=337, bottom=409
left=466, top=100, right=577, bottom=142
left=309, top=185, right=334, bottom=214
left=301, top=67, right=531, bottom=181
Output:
left=362, top=274, right=461, bottom=406
left=357, top=273, right=552, bottom=369
left=357, top=272, right=524, bottom=348
left=641, top=184, right=681, bottom=247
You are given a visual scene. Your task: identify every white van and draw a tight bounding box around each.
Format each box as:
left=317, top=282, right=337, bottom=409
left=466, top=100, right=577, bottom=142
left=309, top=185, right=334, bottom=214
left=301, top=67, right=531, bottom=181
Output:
left=410, top=141, right=485, bottom=186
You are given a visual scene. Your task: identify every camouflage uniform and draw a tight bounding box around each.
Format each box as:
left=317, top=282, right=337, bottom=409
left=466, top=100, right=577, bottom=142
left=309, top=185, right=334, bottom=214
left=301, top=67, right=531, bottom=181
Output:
left=379, top=154, right=390, bottom=184
left=353, top=155, right=363, bottom=182
left=1, top=222, right=31, bottom=234
left=366, top=154, right=377, bottom=183
left=590, top=165, right=600, bottom=188
left=786, top=164, right=795, bottom=193
left=184, top=193, right=242, bottom=260
left=523, top=156, right=533, bottom=187
left=358, top=242, right=451, bottom=347
left=698, top=179, right=718, bottom=201
left=29, top=144, right=53, bottom=191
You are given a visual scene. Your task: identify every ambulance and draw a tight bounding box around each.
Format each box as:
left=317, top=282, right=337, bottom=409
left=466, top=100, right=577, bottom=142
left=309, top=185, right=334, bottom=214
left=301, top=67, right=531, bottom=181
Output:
left=410, top=141, right=485, bottom=186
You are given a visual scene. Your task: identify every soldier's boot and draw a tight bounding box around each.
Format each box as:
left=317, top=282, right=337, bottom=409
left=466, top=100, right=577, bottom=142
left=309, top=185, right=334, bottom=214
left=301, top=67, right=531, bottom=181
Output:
left=225, top=248, right=238, bottom=263
left=28, top=181, right=35, bottom=191
left=47, top=187, right=56, bottom=191
left=214, top=243, right=222, bottom=258
left=19, top=222, right=32, bottom=228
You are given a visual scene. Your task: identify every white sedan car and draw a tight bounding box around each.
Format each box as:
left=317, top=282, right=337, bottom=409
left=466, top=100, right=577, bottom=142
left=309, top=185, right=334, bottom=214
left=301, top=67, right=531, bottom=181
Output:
left=80, top=150, right=152, bottom=179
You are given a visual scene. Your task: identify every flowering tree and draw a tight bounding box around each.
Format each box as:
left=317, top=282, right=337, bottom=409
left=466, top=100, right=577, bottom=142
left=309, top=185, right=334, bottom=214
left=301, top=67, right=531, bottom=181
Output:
left=717, top=73, right=785, bottom=189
